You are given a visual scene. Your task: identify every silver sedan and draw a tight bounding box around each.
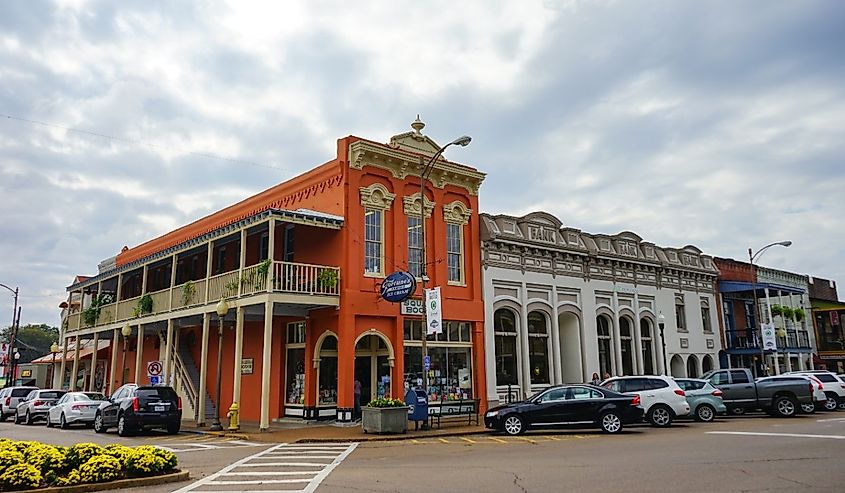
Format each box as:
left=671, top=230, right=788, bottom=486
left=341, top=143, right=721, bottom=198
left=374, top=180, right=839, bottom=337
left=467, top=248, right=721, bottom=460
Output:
left=47, top=392, right=107, bottom=428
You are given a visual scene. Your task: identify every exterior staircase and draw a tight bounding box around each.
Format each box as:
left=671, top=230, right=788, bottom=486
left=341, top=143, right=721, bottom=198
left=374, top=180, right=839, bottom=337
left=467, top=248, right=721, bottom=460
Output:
left=175, top=341, right=217, bottom=423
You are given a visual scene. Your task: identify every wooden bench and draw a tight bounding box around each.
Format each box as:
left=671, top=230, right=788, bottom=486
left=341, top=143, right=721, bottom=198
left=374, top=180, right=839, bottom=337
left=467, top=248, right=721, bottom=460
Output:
left=428, top=399, right=480, bottom=428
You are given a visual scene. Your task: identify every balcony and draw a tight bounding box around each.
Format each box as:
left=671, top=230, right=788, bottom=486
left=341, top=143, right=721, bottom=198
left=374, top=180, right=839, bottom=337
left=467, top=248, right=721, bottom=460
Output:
left=725, top=329, right=810, bottom=352
left=67, top=260, right=340, bottom=333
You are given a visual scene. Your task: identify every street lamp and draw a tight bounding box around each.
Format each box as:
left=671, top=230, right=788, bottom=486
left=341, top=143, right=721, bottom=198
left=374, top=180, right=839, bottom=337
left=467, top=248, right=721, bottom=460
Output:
left=418, top=128, right=471, bottom=401
left=657, top=312, right=667, bottom=376
left=121, top=324, right=131, bottom=386
left=12, top=350, right=20, bottom=385
left=0, top=283, right=19, bottom=388
left=749, top=241, right=792, bottom=377
left=50, top=342, right=60, bottom=388
left=210, top=298, right=229, bottom=431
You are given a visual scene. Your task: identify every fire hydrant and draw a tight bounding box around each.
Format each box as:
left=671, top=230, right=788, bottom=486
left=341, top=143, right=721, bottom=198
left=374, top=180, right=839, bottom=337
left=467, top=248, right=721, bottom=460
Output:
left=227, top=402, right=240, bottom=431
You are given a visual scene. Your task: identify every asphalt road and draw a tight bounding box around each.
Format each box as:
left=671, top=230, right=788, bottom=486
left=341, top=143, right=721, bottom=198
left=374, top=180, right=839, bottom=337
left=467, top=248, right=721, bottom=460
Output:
left=2, top=413, right=844, bottom=492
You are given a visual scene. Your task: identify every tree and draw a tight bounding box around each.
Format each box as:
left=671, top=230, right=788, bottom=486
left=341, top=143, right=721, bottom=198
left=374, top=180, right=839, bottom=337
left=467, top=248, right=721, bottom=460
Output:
left=1, top=324, right=59, bottom=363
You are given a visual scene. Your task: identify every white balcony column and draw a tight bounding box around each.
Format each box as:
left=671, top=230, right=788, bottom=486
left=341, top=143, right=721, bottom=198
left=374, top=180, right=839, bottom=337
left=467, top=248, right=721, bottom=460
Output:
left=550, top=286, right=562, bottom=385
left=238, top=230, right=247, bottom=297
left=172, top=324, right=181, bottom=389
left=198, top=312, right=210, bottom=426
left=798, top=353, right=806, bottom=370
left=205, top=241, right=214, bottom=303
left=59, top=337, right=69, bottom=390
left=169, top=255, right=178, bottom=310
left=260, top=301, right=273, bottom=430
left=97, top=281, right=103, bottom=303
left=164, top=319, right=174, bottom=385
left=116, top=274, right=123, bottom=303
left=71, top=336, right=81, bottom=391
left=88, top=331, right=99, bottom=391
left=135, top=324, right=145, bottom=384
left=108, top=328, right=119, bottom=395
left=232, top=305, right=245, bottom=406
left=267, top=219, right=276, bottom=291
left=141, top=265, right=148, bottom=295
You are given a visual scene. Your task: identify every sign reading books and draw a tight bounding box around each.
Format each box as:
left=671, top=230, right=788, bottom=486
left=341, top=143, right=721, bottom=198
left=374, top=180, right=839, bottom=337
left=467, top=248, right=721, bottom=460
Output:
left=425, top=287, right=442, bottom=335
left=380, top=271, right=417, bottom=303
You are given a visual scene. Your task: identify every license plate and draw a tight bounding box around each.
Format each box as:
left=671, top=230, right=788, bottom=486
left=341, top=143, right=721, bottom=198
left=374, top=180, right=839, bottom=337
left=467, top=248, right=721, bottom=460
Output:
left=154, top=405, right=165, bottom=412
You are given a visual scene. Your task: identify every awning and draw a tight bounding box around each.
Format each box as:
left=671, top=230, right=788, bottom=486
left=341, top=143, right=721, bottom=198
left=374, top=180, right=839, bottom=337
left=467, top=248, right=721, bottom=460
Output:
left=719, top=280, right=805, bottom=295
left=30, top=340, right=111, bottom=364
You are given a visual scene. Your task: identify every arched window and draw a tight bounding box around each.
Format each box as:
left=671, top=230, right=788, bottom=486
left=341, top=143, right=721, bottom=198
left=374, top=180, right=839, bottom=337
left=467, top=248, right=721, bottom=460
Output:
left=702, top=354, right=714, bottom=373
left=317, top=334, right=338, bottom=406
left=640, top=318, right=655, bottom=375
left=527, top=311, right=550, bottom=384
left=619, top=318, right=634, bottom=376
left=494, top=309, right=518, bottom=386
left=597, top=316, right=614, bottom=378
left=687, top=355, right=699, bottom=378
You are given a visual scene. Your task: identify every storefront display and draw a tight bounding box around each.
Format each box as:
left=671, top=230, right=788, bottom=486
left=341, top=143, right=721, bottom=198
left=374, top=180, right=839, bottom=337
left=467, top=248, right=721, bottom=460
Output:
left=404, top=319, right=473, bottom=402
left=286, top=348, right=305, bottom=405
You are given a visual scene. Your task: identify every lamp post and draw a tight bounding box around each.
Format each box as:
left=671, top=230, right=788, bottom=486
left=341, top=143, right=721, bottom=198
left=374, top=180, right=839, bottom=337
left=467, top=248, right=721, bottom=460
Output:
left=120, top=324, right=131, bottom=386
left=0, top=283, right=19, bottom=388
left=210, top=298, right=229, bottom=431
left=749, top=240, right=792, bottom=377
left=657, top=312, right=667, bottom=376
left=11, top=350, right=20, bottom=385
left=50, top=342, right=60, bottom=388
left=418, top=130, right=471, bottom=401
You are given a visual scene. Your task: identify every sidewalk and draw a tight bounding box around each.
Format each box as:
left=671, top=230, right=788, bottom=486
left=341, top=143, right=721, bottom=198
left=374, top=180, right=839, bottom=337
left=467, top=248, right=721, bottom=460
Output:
left=181, top=419, right=490, bottom=443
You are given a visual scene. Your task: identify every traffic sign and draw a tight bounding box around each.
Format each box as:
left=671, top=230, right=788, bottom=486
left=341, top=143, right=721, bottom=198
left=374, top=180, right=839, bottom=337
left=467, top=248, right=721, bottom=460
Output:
left=147, top=360, right=163, bottom=377
left=149, top=375, right=161, bottom=385
left=423, top=355, right=430, bottom=371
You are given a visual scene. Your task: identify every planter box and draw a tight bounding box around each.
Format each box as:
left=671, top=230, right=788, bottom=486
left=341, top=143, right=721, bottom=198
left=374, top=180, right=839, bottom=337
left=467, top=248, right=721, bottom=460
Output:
left=361, top=406, right=409, bottom=434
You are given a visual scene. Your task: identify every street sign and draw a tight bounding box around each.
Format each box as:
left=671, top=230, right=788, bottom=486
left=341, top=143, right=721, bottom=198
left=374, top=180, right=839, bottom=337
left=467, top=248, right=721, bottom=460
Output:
left=149, top=375, right=161, bottom=385
left=424, top=355, right=430, bottom=371
left=425, top=287, right=442, bottom=335
left=147, top=360, right=163, bottom=377
left=761, top=323, right=777, bottom=350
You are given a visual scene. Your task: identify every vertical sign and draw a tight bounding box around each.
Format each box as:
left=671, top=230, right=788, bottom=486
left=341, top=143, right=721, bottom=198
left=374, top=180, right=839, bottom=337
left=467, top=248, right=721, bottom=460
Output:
left=425, top=287, right=442, bottom=335
left=761, top=323, right=777, bottom=350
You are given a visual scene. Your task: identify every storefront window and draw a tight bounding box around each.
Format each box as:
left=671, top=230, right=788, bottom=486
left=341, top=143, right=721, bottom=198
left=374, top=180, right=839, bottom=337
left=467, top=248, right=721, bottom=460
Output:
left=528, top=311, right=550, bottom=384
left=318, top=335, right=338, bottom=406
left=403, top=319, right=473, bottom=401
left=286, top=348, right=305, bottom=405
left=494, top=309, right=519, bottom=386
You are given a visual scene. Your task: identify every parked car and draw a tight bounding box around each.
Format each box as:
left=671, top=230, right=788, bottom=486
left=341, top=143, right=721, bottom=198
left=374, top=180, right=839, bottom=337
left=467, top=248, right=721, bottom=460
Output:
left=702, top=368, right=812, bottom=417
left=47, top=392, right=107, bottom=428
left=0, top=386, right=38, bottom=422
left=14, top=389, right=67, bottom=425
left=601, top=375, right=690, bottom=427
left=674, top=378, right=727, bottom=422
left=756, top=375, right=826, bottom=414
left=484, top=384, right=644, bottom=435
left=93, top=384, right=181, bottom=436
left=785, top=371, right=845, bottom=411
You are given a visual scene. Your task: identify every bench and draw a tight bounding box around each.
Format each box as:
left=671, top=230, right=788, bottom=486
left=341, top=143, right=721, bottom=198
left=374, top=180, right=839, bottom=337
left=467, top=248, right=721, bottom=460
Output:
left=428, top=399, right=480, bottom=428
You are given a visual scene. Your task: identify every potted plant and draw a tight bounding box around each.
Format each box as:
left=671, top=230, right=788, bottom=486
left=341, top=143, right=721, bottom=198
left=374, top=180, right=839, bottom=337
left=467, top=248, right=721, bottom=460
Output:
left=769, top=304, right=784, bottom=317
left=794, top=308, right=806, bottom=322
left=362, top=397, right=409, bottom=434
left=317, top=269, right=339, bottom=290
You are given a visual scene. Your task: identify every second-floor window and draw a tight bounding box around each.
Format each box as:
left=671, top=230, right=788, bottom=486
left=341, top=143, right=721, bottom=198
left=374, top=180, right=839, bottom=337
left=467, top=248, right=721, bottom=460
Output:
left=675, top=295, right=686, bottom=331
left=216, top=246, right=227, bottom=274
left=260, top=232, right=269, bottom=261
left=364, top=208, right=383, bottom=275
left=407, top=216, right=423, bottom=278
left=700, top=299, right=712, bottom=333
left=447, top=223, right=463, bottom=283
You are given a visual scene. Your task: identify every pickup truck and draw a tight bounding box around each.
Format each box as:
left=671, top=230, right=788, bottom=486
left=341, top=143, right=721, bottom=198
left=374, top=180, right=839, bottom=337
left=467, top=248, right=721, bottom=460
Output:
left=701, top=368, right=812, bottom=418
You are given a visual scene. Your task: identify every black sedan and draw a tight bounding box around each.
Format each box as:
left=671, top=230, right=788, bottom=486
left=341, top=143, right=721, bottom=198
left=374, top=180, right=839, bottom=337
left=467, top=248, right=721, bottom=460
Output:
left=484, top=384, right=644, bottom=435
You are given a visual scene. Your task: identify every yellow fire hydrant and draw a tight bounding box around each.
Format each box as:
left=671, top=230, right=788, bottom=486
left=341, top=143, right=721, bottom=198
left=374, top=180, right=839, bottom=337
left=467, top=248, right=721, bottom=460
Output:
left=227, top=402, right=240, bottom=431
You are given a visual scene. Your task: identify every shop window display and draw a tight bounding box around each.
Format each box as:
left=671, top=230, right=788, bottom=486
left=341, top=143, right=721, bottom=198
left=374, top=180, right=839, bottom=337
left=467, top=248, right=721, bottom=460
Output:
left=403, top=319, right=473, bottom=402
left=286, top=348, right=305, bottom=405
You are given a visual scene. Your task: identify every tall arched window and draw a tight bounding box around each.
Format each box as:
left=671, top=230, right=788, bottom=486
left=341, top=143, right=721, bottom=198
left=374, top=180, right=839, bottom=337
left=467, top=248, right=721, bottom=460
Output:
left=640, top=318, right=655, bottom=375
left=494, top=309, right=518, bottom=386
left=527, top=311, right=550, bottom=384
left=597, top=316, right=613, bottom=378
left=620, top=318, right=634, bottom=376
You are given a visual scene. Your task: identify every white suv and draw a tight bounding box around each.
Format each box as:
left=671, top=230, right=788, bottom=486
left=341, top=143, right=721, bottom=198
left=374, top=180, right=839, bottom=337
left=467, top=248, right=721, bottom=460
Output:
left=602, top=376, right=690, bottom=427
left=787, top=371, right=845, bottom=411
left=0, top=386, right=39, bottom=421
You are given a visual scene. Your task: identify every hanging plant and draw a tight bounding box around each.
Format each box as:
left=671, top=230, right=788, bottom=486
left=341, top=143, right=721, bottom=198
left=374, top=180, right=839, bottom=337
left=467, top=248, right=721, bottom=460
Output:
left=781, top=306, right=795, bottom=320
left=136, top=293, right=153, bottom=315
left=181, top=280, right=197, bottom=306
left=81, top=293, right=113, bottom=326
left=794, top=308, right=806, bottom=322
left=769, top=304, right=784, bottom=317
left=255, top=258, right=272, bottom=289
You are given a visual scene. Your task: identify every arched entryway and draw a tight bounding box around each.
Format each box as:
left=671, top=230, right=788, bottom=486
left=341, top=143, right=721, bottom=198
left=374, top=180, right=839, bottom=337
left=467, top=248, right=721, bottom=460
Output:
left=687, top=354, right=699, bottom=378
left=559, top=310, right=582, bottom=383
left=619, top=317, right=635, bottom=376
left=527, top=311, right=551, bottom=385
left=670, top=354, right=685, bottom=378
left=315, top=333, right=338, bottom=409
left=702, top=354, right=714, bottom=374
left=354, top=332, right=393, bottom=417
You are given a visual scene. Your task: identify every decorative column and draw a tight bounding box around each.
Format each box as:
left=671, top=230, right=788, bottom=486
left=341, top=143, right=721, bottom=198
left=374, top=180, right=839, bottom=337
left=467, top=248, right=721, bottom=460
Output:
left=108, top=328, right=119, bottom=395
left=59, top=336, right=69, bottom=390
left=164, top=319, right=174, bottom=385
left=198, top=312, right=210, bottom=426
left=232, top=305, right=245, bottom=407
left=519, top=284, right=532, bottom=397
left=71, top=336, right=81, bottom=391
left=135, top=324, right=145, bottom=384
left=260, top=301, right=273, bottom=430
left=612, top=289, right=623, bottom=376
left=633, top=293, right=644, bottom=375
left=550, top=287, right=562, bottom=384
left=89, top=331, right=99, bottom=391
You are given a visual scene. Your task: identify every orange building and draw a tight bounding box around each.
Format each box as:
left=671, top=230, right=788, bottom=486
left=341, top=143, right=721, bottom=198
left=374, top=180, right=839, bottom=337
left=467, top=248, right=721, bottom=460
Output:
left=59, top=119, right=487, bottom=427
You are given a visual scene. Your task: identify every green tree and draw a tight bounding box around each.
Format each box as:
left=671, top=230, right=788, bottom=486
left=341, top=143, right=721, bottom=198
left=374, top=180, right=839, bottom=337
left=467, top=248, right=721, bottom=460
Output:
left=1, top=324, right=59, bottom=363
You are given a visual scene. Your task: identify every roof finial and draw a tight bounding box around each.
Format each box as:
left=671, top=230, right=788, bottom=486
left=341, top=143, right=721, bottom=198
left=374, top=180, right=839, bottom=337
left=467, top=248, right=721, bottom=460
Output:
left=411, top=114, right=425, bottom=136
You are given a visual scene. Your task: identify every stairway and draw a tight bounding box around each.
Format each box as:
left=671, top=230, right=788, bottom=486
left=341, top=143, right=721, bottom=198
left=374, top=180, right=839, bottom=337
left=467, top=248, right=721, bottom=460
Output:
left=176, top=341, right=217, bottom=421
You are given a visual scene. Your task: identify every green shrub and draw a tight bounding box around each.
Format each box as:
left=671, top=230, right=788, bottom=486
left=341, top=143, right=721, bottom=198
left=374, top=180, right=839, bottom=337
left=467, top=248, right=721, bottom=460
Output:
left=55, top=469, right=81, bottom=487
left=125, top=446, right=177, bottom=476
left=366, top=396, right=406, bottom=408
left=0, top=463, right=42, bottom=491
left=65, top=443, right=105, bottom=469
left=78, top=455, right=122, bottom=483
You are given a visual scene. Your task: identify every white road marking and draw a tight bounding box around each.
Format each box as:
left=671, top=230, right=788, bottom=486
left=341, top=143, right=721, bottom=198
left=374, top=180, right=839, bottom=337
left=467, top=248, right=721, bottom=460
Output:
left=171, top=442, right=357, bottom=493
left=816, top=417, right=845, bottom=423
left=707, top=431, right=845, bottom=440
left=156, top=439, right=263, bottom=453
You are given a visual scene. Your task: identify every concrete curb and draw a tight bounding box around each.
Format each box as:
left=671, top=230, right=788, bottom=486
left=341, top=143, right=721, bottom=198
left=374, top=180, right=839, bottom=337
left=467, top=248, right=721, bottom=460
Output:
left=295, top=429, right=492, bottom=443
left=17, top=471, right=190, bottom=493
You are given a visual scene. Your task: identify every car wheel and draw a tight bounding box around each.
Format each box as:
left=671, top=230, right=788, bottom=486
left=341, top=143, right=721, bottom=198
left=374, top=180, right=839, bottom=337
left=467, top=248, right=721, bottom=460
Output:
left=801, top=402, right=816, bottom=414
left=60, top=413, right=69, bottom=429
left=695, top=404, right=716, bottom=423
left=773, top=396, right=797, bottom=418
left=600, top=411, right=623, bottom=434
left=93, top=413, right=106, bottom=434
left=46, top=414, right=53, bottom=427
left=824, top=395, right=838, bottom=411
left=839, top=400, right=845, bottom=410
left=24, top=410, right=32, bottom=426
left=502, top=415, right=525, bottom=436
left=117, top=415, right=132, bottom=437
left=648, top=405, right=673, bottom=427
left=167, top=422, right=180, bottom=435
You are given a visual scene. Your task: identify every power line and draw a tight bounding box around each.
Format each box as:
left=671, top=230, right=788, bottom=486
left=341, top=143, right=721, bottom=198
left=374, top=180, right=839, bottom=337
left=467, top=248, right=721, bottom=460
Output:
left=1, top=113, right=285, bottom=172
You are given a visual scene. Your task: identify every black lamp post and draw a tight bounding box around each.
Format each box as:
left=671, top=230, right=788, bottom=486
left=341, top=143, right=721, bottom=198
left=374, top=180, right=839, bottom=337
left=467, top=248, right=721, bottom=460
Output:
left=210, top=298, right=229, bottom=431
left=749, top=241, right=792, bottom=377
left=658, top=312, right=667, bottom=376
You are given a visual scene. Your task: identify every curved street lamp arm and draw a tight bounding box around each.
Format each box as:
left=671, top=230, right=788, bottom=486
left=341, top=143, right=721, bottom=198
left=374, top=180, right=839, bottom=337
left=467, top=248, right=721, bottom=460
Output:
left=750, top=241, right=791, bottom=263
left=0, top=283, right=17, bottom=295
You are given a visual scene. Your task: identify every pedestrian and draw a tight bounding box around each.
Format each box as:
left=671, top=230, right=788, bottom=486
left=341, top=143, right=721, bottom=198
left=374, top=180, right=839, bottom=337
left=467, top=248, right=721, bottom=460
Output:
left=590, top=372, right=601, bottom=385
left=354, top=379, right=362, bottom=420
left=603, top=372, right=611, bottom=381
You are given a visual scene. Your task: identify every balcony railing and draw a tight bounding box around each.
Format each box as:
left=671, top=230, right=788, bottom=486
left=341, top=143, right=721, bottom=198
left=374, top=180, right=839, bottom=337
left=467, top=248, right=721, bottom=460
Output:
left=68, top=260, right=340, bottom=333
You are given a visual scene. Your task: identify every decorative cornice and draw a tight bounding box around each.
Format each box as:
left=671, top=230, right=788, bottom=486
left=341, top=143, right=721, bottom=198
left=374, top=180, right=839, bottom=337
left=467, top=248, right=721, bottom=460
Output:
left=359, top=183, right=396, bottom=211
left=403, top=192, right=435, bottom=218
left=443, top=200, right=472, bottom=225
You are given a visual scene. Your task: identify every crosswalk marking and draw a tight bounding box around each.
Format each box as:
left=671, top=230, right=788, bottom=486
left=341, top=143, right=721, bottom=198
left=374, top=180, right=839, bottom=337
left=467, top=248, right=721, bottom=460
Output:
left=155, top=439, right=264, bottom=453
left=171, top=442, right=357, bottom=493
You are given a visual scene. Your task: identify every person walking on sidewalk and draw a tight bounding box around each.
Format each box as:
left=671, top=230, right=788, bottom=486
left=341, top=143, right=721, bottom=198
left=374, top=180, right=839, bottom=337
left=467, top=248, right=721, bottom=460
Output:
left=354, top=379, right=362, bottom=420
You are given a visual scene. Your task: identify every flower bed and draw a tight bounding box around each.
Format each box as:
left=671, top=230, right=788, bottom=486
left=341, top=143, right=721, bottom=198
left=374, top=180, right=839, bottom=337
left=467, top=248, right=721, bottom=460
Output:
left=0, top=440, right=178, bottom=491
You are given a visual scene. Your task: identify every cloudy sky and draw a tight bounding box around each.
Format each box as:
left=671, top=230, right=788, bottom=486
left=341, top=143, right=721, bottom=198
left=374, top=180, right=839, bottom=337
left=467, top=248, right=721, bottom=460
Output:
left=1, top=0, right=843, bottom=326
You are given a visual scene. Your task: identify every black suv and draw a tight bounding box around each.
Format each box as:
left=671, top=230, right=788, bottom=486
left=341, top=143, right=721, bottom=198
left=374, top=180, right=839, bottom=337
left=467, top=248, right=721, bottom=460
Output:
left=93, top=384, right=182, bottom=436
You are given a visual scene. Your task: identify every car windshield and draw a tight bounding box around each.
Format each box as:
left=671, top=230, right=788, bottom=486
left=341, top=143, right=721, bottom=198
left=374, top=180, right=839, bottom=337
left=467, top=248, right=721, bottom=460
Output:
left=82, top=393, right=106, bottom=401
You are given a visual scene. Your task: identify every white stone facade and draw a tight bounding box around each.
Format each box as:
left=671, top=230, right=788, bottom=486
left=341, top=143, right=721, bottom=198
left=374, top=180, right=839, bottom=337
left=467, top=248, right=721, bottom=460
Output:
left=480, top=212, right=722, bottom=407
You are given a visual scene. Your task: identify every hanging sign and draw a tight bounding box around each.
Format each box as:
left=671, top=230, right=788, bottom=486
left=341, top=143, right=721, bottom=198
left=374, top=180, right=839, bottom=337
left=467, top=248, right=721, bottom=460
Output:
left=425, top=287, right=442, bottom=335
left=761, top=323, right=777, bottom=351
left=400, top=298, right=423, bottom=315
left=380, top=271, right=417, bottom=303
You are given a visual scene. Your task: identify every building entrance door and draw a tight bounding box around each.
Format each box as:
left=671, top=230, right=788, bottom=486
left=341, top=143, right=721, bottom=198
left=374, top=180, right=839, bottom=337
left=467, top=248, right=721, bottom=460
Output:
left=354, top=335, right=392, bottom=407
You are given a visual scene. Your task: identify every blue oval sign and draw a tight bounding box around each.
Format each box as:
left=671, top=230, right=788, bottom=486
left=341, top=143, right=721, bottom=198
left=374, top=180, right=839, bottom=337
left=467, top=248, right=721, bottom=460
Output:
left=380, top=271, right=417, bottom=303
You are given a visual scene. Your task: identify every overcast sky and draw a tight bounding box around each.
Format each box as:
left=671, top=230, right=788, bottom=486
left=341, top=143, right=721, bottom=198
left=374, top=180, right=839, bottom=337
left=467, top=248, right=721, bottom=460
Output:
left=1, top=0, right=843, bottom=327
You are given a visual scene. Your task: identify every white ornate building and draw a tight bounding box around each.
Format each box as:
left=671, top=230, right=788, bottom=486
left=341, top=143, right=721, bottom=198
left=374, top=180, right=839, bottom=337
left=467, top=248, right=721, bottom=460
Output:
left=480, top=212, right=722, bottom=406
